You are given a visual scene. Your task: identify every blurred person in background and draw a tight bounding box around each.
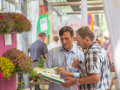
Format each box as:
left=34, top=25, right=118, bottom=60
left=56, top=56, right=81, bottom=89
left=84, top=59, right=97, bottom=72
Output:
left=96, top=37, right=103, bottom=47
left=102, top=37, right=109, bottom=50
left=47, top=36, right=59, bottom=51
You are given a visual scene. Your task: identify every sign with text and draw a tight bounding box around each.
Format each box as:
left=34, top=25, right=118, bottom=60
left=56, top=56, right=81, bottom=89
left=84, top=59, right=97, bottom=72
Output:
left=37, top=14, right=50, bottom=39
left=4, top=34, right=12, bottom=45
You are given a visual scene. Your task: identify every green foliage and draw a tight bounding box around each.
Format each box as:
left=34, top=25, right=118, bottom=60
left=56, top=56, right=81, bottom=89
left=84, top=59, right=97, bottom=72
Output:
left=37, top=55, right=45, bottom=68
left=28, top=70, right=40, bottom=80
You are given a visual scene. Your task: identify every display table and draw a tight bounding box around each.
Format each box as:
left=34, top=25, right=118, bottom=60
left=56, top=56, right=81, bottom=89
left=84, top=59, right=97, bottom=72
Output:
left=29, top=80, right=49, bottom=90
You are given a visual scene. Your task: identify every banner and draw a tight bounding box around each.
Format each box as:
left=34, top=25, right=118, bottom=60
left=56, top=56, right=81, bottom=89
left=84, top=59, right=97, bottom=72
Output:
left=87, top=12, right=94, bottom=31
left=37, top=14, right=50, bottom=39
left=81, top=0, right=87, bottom=26
left=39, top=5, right=46, bottom=16
left=103, top=0, right=120, bottom=88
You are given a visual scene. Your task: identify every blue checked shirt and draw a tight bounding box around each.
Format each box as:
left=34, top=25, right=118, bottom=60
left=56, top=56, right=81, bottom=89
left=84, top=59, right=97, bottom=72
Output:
left=44, top=45, right=84, bottom=90
left=79, top=41, right=110, bottom=90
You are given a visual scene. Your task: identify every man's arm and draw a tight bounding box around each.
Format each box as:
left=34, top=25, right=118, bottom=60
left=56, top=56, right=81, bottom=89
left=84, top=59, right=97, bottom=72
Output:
left=55, top=67, right=80, bottom=78
left=78, top=74, right=100, bottom=84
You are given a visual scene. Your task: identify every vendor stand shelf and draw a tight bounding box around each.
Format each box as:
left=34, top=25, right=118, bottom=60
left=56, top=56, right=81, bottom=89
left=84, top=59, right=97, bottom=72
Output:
left=29, top=80, right=49, bottom=90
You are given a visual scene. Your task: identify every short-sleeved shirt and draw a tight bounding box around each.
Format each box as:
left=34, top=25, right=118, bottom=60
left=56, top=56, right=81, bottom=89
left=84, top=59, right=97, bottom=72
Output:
left=30, top=39, right=48, bottom=61
left=44, top=46, right=84, bottom=90
left=79, top=41, right=110, bottom=90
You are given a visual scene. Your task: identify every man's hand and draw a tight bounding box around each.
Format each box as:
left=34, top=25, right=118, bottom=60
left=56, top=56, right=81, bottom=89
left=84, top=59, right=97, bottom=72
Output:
left=62, top=77, right=75, bottom=88
left=55, top=67, right=68, bottom=77
left=72, top=60, right=80, bottom=70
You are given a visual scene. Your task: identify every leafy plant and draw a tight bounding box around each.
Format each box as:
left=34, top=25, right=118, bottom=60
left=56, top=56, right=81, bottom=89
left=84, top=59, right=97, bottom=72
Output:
left=3, top=48, right=33, bottom=74
left=17, top=81, right=24, bottom=90
left=37, top=55, right=45, bottom=68
left=0, top=57, right=15, bottom=79
left=7, top=12, right=32, bottom=33
left=0, top=13, right=14, bottom=34
left=28, top=70, right=40, bottom=80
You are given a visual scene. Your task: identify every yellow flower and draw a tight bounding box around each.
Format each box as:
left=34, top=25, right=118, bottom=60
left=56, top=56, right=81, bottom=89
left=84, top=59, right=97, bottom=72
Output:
left=0, top=57, right=15, bottom=79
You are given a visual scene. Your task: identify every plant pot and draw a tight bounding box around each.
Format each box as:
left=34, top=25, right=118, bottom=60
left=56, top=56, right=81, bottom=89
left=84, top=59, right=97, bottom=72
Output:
left=33, top=79, right=37, bottom=82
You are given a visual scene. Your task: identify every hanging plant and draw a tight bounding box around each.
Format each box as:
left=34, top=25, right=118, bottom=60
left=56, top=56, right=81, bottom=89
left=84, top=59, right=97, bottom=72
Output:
left=3, top=48, right=33, bottom=74
left=7, top=12, right=32, bottom=33
left=0, top=13, right=14, bottom=34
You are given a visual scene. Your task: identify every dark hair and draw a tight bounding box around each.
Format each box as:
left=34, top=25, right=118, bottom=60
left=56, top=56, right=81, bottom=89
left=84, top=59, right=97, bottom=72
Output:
left=38, top=32, right=46, bottom=37
left=76, top=26, right=95, bottom=41
left=53, top=36, right=59, bottom=41
left=59, top=26, right=74, bottom=37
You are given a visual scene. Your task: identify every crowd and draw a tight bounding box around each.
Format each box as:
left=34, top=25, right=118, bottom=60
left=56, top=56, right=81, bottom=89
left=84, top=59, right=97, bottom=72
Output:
left=30, top=26, right=118, bottom=90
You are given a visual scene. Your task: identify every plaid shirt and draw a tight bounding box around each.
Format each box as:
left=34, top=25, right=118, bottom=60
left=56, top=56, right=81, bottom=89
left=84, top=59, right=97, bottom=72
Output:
left=79, top=41, right=110, bottom=90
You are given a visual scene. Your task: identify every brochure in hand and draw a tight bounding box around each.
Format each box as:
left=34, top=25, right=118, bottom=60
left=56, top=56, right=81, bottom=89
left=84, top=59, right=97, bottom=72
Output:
left=34, top=67, right=65, bottom=84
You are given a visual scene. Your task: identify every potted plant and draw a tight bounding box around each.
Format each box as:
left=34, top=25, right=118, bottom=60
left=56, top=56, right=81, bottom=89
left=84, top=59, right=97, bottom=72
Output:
left=7, top=12, right=32, bottom=33
left=28, top=70, right=41, bottom=82
left=3, top=48, right=33, bottom=74
left=37, top=55, right=45, bottom=68
left=17, top=81, right=24, bottom=90
left=0, top=13, right=14, bottom=34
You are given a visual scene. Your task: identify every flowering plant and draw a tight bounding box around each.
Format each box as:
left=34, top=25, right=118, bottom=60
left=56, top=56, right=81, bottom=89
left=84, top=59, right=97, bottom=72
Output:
left=0, top=13, right=14, bottom=34
left=0, top=57, right=15, bottom=79
left=7, top=12, right=32, bottom=33
left=17, top=81, right=24, bottom=90
left=3, top=48, right=33, bottom=74
left=0, top=66, right=3, bottom=79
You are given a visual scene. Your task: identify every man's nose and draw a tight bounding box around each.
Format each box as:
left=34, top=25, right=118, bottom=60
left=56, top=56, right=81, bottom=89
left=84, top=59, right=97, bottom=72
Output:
left=62, top=39, right=66, bottom=43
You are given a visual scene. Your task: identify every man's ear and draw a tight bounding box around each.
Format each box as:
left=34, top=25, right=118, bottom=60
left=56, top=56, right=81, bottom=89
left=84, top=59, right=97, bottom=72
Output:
left=72, top=35, right=75, bottom=41
left=85, top=37, right=90, bottom=42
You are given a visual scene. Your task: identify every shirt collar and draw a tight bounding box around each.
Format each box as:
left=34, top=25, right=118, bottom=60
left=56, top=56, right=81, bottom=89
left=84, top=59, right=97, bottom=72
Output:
left=60, top=45, right=76, bottom=54
left=85, top=41, right=96, bottom=54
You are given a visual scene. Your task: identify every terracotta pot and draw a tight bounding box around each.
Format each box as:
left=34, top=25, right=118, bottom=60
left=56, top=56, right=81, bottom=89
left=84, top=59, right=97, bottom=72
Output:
left=33, top=79, right=37, bottom=82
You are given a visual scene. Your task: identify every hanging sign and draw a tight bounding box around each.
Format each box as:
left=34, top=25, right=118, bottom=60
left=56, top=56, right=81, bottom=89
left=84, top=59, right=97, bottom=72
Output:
left=37, top=14, right=50, bottom=39
left=87, top=12, right=94, bottom=31
left=4, top=34, right=12, bottom=45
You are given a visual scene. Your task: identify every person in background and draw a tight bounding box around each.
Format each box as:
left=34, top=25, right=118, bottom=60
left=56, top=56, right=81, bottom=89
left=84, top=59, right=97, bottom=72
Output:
left=62, top=26, right=110, bottom=90
left=96, top=37, right=103, bottom=46
left=30, top=33, right=48, bottom=90
left=30, top=32, right=48, bottom=67
left=47, top=36, right=59, bottom=51
left=107, top=43, right=119, bottom=90
left=102, top=37, right=109, bottom=50
left=44, top=26, right=84, bottom=90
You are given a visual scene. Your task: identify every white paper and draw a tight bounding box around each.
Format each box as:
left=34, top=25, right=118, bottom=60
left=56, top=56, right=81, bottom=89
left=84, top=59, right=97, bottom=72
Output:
left=4, top=34, right=12, bottom=45
left=40, top=18, right=48, bottom=32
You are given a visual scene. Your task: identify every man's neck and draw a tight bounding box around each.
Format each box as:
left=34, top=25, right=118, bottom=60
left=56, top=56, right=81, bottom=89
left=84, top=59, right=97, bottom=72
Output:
left=64, top=45, right=73, bottom=52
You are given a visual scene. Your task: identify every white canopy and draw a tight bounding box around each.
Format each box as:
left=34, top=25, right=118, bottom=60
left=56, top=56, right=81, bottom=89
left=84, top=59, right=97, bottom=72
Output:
left=60, top=15, right=103, bottom=38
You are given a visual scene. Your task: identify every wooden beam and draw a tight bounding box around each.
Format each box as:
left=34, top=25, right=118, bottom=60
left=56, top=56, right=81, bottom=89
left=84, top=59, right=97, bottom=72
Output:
left=52, top=1, right=103, bottom=6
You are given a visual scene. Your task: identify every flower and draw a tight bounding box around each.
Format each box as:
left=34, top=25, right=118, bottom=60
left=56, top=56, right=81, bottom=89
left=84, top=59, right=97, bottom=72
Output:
left=3, top=48, right=33, bottom=74
left=0, top=15, right=2, bottom=19
left=0, top=57, right=15, bottom=79
left=0, top=13, right=14, bottom=34
left=7, top=12, right=32, bottom=33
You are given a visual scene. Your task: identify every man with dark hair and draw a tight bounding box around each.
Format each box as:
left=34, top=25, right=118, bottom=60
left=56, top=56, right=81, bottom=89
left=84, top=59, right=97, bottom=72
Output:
left=62, top=26, right=110, bottom=90
left=44, top=26, right=84, bottom=90
left=47, top=36, right=59, bottom=51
